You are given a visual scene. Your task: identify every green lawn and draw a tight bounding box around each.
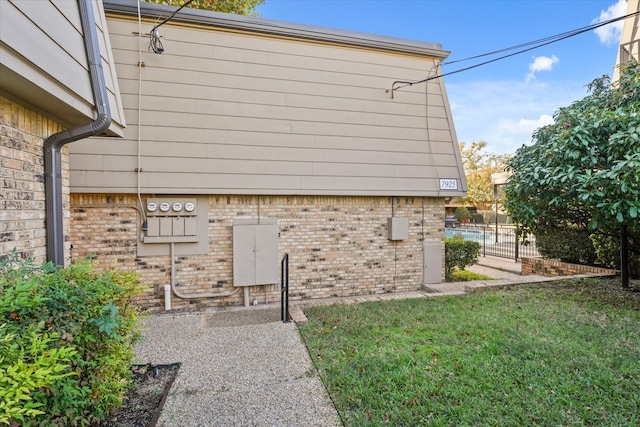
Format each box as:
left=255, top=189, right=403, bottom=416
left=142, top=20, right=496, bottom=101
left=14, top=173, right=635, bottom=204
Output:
left=299, top=278, right=640, bottom=426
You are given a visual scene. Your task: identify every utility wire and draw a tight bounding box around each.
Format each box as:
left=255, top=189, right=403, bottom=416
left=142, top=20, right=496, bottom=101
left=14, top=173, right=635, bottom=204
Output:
left=443, top=16, right=622, bottom=66
left=391, top=10, right=640, bottom=97
left=149, top=0, right=195, bottom=54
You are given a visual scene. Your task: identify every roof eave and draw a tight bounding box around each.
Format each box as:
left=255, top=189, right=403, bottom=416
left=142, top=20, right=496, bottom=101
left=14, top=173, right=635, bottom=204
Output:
left=103, top=0, right=450, bottom=58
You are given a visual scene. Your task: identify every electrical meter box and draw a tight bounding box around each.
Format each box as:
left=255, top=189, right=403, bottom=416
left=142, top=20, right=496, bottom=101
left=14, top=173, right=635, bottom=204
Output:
left=144, top=197, right=199, bottom=243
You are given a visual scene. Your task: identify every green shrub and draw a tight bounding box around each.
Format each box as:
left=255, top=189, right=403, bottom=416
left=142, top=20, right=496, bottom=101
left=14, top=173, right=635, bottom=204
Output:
left=0, top=322, right=77, bottom=425
left=454, top=207, right=471, bottom=221
left=450, top=269, right=493, bottom=281
left=590, top=233, right=619, bottom=269
left=590, top=233, right=640, bottom=277
left=479, top=211, right=511, bottom=225
left=535, top=227, right=597, bottom=264
left=0, top=251, right=146, bottom=426
left=445, top=234, right=480, bottom=281
left=471, top=213, right=484, bottom=224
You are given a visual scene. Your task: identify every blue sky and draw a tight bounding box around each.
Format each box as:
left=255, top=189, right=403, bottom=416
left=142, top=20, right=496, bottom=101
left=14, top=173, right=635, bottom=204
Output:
left=257, top=0, right=628, bottom=155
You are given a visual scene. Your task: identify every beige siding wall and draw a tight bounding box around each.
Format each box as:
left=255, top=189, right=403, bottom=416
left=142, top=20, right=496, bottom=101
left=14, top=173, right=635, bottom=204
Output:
left=0, top=96, right=70, bottom=263
left=614, top=0, right=640, bottom=81
left=70, top=193, right=444, bottom=311
left=0, top=0, right=125, bottom=133
left=70, top=15, right=465, bottom=197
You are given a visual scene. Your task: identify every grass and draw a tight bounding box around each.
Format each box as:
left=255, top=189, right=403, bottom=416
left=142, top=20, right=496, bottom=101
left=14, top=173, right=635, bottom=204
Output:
left=449, top=269, right=493, bottom=282
left=299, top=278, right=640, bottom=426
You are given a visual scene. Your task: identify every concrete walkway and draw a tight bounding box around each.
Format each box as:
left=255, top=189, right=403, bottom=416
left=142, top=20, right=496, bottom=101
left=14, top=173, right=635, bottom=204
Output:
left=289, top=256, right=562, bottom=321
left=425, top=255, right=561, bottom=294
left=134, top=256, right=590, bottom=426
left=135, top=308, right=341, bottom=427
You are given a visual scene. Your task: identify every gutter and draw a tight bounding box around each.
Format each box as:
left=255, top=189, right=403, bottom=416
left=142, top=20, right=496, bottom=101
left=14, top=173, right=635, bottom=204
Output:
left=103, top=0, right=448, bottom=59
left=44, top=0, right=111, bottom=266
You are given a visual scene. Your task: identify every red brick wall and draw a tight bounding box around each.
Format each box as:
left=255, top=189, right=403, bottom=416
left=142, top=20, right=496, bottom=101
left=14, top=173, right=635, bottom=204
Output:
left=521, top=257, right=615, bottom=277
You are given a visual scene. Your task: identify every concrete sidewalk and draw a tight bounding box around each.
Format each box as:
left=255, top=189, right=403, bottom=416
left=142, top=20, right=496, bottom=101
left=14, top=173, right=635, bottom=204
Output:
left=291, top=255, right=549, bottom=314
left=476, top=254, right=523, bottom=274
left=135, top=308, right=341, bottom=427
left=425, top=255, right=588, bottom=294
left=134, top=255, right=592, bottom=426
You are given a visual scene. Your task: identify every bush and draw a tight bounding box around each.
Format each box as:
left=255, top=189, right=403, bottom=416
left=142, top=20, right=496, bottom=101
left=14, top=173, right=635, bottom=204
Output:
left=0, top=251, right=146, bottom=426
left=471, top=213, right=484, bottom=224
left=478, top=210, right=511, bottom=225
left=454, top=207, right=471, bottom=222
left=450, top=269, right=492, bottom=282
left=590, top=233, right=619, bottom=269
left=445, top=234, right=481, bottom=281
left=0, top=321, right=77, bottom=425
left=535, top=227, right=597, bottom=264
left=590, top=233, right=640, bottom=277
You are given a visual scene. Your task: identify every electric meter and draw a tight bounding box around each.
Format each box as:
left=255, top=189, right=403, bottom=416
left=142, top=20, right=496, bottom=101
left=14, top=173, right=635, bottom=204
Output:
left=146, top=201, right=158, bottom=212
left=172, top=202, right=183, bottom=212
left=159, top=202, right=170, bottom=212
left=184, top=202, right=195, bottom=212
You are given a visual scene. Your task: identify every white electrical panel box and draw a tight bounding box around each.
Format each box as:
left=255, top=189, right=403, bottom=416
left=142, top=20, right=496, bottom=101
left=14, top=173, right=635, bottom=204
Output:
left=143, top=197, right=199, bottom=243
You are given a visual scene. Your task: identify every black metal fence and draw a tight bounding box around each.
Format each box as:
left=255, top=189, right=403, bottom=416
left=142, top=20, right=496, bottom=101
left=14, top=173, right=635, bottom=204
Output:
left=445, top=224, right=539, bottom=261
left=280, top=253, right=290, bottom=323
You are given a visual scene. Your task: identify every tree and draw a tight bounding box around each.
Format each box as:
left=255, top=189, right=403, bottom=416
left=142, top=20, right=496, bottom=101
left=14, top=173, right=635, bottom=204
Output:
left=457, top=141, right=509, bottom=210
left=454, top=206, right=471, bottom=222
left=504, top=61, right=640, bottom=286
left=143, top=0, right=264, bottom=15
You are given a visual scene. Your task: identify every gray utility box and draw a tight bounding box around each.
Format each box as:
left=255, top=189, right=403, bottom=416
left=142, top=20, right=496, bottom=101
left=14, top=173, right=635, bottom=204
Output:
left=423, top=240, right=443, bottom=284
left=388, top=217, right=409, bottom=240
left=233, top=220, right=279, bottom=286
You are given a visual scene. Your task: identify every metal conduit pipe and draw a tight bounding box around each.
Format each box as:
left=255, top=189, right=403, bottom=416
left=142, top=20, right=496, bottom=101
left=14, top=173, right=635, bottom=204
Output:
left=44, top=0, right=111, bottom=266
left=167, top=243, right=240, bottom=309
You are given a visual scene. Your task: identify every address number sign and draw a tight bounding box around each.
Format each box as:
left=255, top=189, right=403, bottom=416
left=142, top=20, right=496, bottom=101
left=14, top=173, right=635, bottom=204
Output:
left=439, top=179, right=458, bottom=190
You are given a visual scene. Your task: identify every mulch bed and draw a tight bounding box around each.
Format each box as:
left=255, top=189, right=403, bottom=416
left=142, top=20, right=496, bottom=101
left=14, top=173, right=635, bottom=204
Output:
left=92, top=363, right=180, bottom=427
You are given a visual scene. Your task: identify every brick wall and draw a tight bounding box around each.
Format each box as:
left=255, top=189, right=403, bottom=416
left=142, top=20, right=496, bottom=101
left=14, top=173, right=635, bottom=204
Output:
left=70, top=194, right=444, bottom=312
left=0, top=95, right=68, bottom=263
left=521, top=257, right=616, bottom=277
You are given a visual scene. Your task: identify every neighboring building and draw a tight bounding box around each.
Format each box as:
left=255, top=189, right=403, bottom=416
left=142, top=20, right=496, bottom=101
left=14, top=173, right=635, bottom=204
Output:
left=3, top=0, right=466, bottom=311
left=614, top=0, right=640, bottom=81
left=0, top=0, right=125, bottom=264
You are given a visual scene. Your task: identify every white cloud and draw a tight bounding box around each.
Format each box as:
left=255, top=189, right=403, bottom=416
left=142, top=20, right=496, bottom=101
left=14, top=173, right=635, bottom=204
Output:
left=497, top=115, right=555, bottom=135
left=447, top=80, right=587, bottom=154
left=529, top=55, right=560, bottom=73
left=592, top=0, right=626, bottom=45
left=525, top=55, right=559, bottom=82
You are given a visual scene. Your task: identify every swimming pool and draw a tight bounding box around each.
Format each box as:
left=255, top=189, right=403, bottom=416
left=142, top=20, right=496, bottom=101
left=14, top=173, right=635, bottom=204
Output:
left=444, top=228, right=513, bottom=243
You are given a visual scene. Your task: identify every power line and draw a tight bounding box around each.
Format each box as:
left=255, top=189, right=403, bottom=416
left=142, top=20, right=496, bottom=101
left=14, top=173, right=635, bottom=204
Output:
left=390, top=10, right=640, bottom=98
left=149, top=0, right=195, bottom=54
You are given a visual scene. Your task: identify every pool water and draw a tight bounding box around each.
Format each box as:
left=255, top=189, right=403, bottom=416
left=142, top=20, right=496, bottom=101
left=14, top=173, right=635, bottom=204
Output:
left=445, top=228, right=505, bottom=243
